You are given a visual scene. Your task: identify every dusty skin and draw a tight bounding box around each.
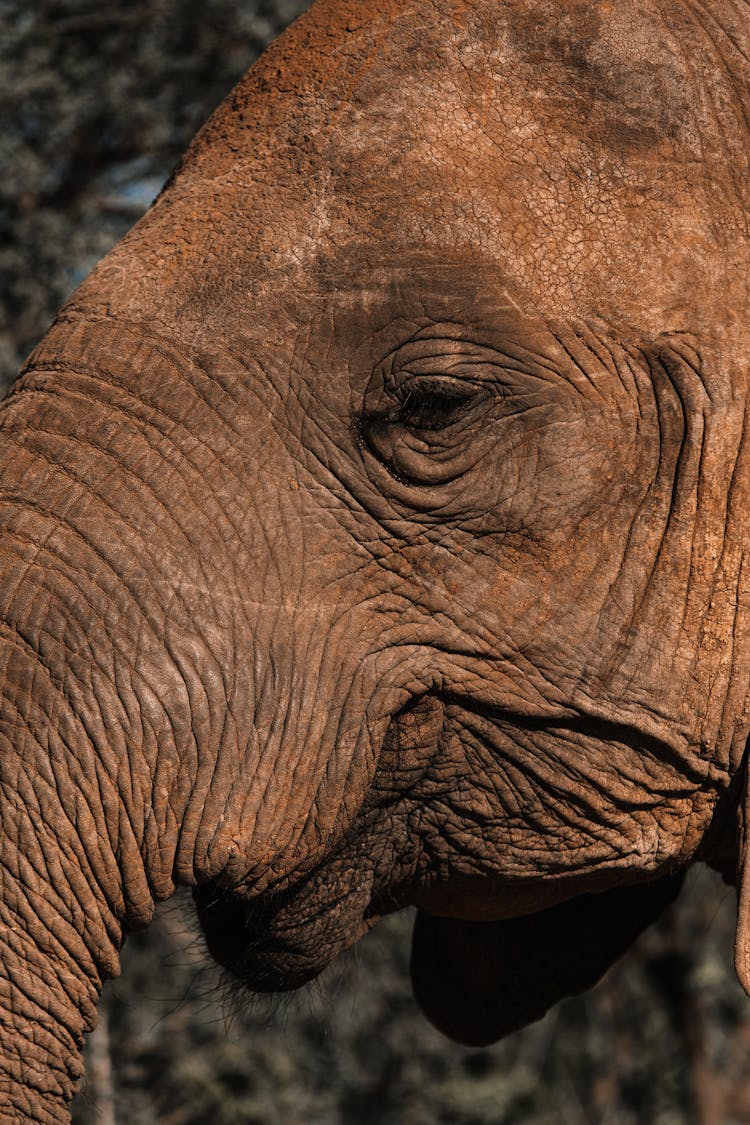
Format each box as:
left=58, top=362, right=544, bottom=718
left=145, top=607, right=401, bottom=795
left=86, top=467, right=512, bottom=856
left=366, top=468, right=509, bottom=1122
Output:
left=3, top=0, right=750, bottom=1118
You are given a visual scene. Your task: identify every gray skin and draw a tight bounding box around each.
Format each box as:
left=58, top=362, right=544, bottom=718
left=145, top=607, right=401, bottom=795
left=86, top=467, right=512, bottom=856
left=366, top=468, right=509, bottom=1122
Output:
left=3, top=0, right=750, bottom=1118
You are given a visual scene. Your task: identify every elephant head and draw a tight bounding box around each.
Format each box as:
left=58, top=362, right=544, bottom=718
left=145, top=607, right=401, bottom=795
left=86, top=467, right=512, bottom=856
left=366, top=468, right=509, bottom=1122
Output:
left=3, top=0, right=750, bottom=1116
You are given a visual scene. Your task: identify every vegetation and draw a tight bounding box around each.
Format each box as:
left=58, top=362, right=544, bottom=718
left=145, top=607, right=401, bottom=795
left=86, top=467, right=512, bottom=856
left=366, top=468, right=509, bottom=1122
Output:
left=64, top=874, right=750, bottom=1125
left=3, top=3, right=750, bottom=1122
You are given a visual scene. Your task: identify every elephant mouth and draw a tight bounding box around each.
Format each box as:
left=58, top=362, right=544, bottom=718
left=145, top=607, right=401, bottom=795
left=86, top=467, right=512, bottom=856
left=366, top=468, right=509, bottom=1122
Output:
left=194, top=865, right=685, bottom=1046
left=195, top=691, right=710, bottom=1037
left=193, top=693, right=441, bottom=990
left=194, top=862, right=378, bottom=993
left=408, top=871, right=685, bottom=1045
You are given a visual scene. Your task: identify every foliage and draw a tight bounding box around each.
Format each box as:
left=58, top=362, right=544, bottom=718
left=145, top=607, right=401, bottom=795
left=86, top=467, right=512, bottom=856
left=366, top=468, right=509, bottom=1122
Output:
left=69, top=873, right=750, bottom=1125
left=4, top=3, right=750, bottom=1123
left=0, top=0, right=309, bottom=386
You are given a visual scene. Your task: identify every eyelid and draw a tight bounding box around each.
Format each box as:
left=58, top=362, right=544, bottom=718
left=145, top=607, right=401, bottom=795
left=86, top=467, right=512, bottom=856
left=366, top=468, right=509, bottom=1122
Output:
left=360, top=339, right=507, bottom=486
left=378, top=339, right=513, bottom=393
left=396, top=373, right=489, bottom=397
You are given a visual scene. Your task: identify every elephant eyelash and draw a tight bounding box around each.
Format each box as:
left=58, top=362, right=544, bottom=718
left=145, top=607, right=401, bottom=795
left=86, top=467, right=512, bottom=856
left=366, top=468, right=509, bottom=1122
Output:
left=395, top=376, right=487, bottom=431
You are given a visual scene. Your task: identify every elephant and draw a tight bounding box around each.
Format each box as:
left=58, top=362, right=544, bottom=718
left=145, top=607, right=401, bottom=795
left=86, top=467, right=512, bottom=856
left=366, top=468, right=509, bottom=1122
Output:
left=3, top=0, right=750, bottom=1117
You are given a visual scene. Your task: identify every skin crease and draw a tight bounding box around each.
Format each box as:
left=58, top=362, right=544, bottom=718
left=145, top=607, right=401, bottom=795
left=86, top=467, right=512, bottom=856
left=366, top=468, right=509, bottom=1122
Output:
left=3, top=0, right=750, bottom=1116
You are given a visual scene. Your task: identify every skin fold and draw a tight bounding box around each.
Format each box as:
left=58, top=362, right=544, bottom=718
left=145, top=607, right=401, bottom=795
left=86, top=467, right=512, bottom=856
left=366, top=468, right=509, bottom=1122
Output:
left=2, top=0, right=750, bottom=1117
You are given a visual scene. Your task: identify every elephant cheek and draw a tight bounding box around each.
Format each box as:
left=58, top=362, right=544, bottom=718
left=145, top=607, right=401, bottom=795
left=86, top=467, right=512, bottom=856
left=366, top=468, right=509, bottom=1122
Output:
left=409, top=873, right=684, bottom=1046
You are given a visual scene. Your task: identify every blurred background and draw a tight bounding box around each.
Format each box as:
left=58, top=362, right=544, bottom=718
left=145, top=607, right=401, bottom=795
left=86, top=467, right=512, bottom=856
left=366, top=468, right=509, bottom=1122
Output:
left=2, top=2, right=750, bottom=1122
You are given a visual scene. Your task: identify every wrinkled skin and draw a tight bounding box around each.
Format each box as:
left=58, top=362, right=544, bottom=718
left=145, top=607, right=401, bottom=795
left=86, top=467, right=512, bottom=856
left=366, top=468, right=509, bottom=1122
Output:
left=3, top=0, right=750, bottom=1117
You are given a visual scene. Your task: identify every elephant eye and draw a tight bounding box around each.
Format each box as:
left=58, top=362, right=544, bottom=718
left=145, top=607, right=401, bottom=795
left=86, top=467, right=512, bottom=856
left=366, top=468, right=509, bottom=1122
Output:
left=396, top=377, right=482, bottom=431
left=360, top=372, right=493, bottom=487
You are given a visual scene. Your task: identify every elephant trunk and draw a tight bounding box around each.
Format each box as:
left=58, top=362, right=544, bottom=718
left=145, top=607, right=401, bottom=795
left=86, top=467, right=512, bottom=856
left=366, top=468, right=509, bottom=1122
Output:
left=0, top=314, right=240, bottom=1113
left=0, top=702, right=124, bottom=1118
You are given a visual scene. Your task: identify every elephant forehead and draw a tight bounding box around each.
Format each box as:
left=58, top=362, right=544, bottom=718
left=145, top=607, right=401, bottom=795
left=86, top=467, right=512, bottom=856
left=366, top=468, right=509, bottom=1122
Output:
left=100, top=0, right=750, bottom=353
left=308, top=0, right=747, bottom=329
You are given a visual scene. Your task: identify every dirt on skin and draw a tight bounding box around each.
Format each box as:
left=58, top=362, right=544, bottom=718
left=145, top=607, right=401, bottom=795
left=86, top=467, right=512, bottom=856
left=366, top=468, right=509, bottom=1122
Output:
left=5, top=3, right=750, bottom=1123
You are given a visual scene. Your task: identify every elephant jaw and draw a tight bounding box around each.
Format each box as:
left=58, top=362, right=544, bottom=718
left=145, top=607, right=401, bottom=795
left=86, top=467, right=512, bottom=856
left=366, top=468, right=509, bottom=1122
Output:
left=194, top=688, right=710, bottom=1022
left=195, top=863, right=685, bottom=1046
left=409, top=874, right=685, bottom=1047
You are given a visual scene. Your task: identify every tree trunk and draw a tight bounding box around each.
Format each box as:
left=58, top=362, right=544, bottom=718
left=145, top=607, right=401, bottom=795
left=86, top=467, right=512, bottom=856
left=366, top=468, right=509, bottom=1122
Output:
left=84, top=1004, right=116, bottom=1125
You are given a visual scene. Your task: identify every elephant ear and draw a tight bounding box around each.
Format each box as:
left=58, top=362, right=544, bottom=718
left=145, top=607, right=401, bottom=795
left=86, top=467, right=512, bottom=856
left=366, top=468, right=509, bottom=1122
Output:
left=410, top=873, right=685, bottom=1046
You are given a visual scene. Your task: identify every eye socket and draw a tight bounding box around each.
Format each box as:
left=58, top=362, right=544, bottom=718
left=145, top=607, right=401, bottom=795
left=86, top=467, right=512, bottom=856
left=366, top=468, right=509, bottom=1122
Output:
left=360, top=370, right=494, bottom=487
